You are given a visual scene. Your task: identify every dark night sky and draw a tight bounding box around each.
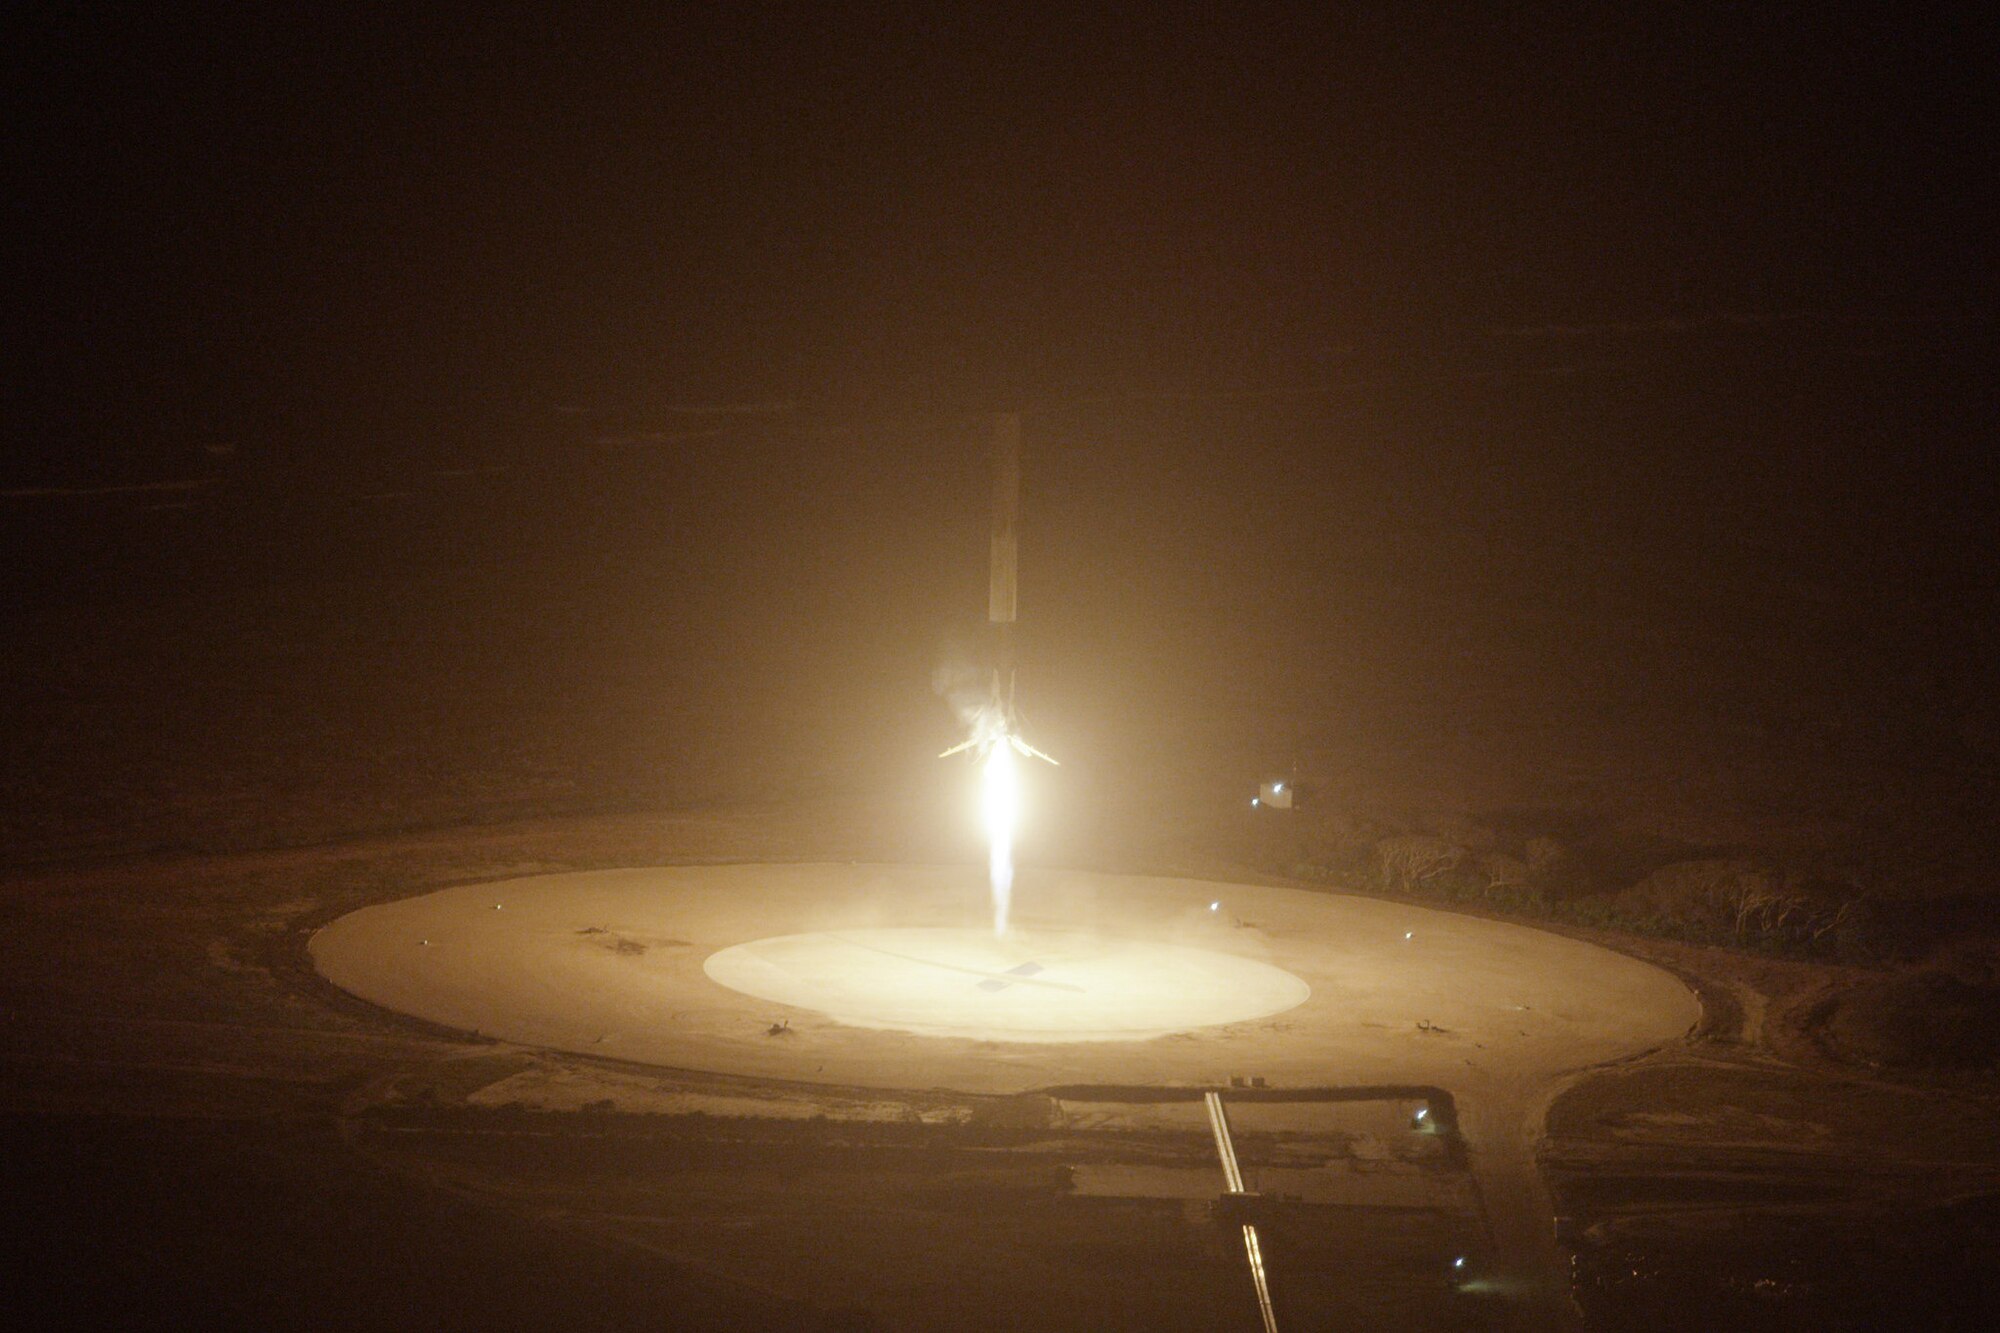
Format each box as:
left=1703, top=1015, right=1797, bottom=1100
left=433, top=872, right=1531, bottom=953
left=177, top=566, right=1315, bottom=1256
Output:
left=10, top=4, right=1992, bottom=475
left=1, top=4, right=1996, bottom=880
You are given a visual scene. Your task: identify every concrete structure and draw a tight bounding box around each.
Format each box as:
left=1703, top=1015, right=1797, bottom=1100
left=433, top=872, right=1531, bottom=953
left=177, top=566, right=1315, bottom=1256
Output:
left=310, top=863, right=1694, bottom=1096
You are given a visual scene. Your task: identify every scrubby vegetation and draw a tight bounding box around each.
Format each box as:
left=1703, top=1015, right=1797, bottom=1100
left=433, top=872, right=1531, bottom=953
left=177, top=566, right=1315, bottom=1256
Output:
left=1260, top=803, right=2000, bottom=1069
left=1276, top=812, right=1898, bottom=964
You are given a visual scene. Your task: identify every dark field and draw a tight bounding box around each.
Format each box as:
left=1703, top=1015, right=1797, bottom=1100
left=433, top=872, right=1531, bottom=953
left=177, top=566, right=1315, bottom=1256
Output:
left=0, top=1113, right=810, bottom=1331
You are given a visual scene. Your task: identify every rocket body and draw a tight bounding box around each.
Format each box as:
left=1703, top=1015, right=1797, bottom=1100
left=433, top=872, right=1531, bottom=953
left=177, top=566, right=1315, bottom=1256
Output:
left=943, top=411, right=1054, bottom=936
left=988, top=412, right=1020, bottom=626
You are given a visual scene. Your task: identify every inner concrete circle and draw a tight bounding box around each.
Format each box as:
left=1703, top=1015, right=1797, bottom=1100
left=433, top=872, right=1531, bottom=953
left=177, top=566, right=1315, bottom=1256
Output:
left=703, top=926, right=1310, bottom=1041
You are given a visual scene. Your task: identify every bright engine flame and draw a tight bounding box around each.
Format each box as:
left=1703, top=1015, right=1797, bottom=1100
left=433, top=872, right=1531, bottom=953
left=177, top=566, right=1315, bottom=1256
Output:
left=981, top=736, right=1019, bottom=935
left=941, top=703, right=1053, bottom=937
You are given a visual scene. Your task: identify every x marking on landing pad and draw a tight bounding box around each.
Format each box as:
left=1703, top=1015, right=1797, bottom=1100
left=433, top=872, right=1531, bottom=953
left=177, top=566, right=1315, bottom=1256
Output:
left=977, top=961, right=1045, bottom=992
left=825, top=935, right=1087, bottom=992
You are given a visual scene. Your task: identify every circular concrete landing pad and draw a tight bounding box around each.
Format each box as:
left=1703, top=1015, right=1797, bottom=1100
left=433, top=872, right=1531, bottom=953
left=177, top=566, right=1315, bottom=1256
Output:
left=704, top=926, right=1311, bottom=1041
left=310, top=863, right=1699, bottom=1095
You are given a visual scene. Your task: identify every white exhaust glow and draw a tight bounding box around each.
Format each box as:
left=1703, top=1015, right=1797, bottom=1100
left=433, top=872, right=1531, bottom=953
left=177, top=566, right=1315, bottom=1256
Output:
left=982, top=734, right=1019, bottom=936
left=942, top=703, right=1055, bottom=937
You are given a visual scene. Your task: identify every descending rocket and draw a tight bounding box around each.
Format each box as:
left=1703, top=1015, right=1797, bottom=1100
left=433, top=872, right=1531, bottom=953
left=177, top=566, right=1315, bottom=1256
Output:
left=942, top=413, right=1052, bottom=936
left=938, top=412, right=1058, bottom=767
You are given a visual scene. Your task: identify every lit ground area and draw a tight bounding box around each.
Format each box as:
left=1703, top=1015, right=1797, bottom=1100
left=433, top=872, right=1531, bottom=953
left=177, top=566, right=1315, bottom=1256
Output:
left=4, top=805, right=1999, bottom=1328
left=702, top=923, right=1312, bottom=1041
left=310, top=864, right=1693, bottom=1088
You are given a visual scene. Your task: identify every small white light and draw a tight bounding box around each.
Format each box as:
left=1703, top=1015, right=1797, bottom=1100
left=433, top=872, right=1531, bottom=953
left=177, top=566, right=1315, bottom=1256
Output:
left=1251, top=797, right=1260, bottom=807
left=1404, top=931, right=1413, bottom=940
left=1415, top=1107, right=1428, bottom=1120
left=1209, top=901, right=1220, bottom=912
left=1272, top=782, right=1283, bottom=793
left=1453, top=1257, right=1466, bottom=1269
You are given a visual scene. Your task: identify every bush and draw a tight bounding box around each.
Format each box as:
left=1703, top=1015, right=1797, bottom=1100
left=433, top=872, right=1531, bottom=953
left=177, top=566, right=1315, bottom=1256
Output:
left=1523, top=835, right=1592, bottom=900
left=1477, top=850, right=1531, bottom=891
left=1613, top=860, right=1875, bottom=956
left=1301, top=818, right=1883, bottom=965
left=1373, top=835, right=1468, bottom=894
left=1829, top=892, right=1890, bottom=964
left=1616, top=860, right=1771, bottom=943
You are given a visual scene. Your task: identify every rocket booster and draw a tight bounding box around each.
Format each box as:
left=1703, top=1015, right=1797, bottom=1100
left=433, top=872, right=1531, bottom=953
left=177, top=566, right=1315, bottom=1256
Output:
left=939, top=411, right=1055, bottom=767
left=989, top=412, right=1020, bottom=626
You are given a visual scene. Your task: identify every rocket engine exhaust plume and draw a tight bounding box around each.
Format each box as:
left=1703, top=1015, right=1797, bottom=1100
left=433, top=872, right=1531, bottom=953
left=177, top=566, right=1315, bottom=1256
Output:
left=981, top=719, right=1019, bottom=935
left=941, top=699, right=1054, bottom=935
